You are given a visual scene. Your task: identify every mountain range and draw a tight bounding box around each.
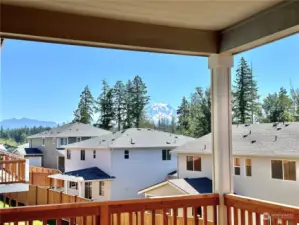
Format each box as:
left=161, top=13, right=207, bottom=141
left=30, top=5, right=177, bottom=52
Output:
left=1, top=103, right=176, bottom=129
left=0, top=118, right=57, bottom=129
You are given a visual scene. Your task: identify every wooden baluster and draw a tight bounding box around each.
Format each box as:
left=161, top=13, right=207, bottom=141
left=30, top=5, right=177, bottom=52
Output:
left=151, top=210, right=155, bottom=225
left=173, top=208, right=178, bottom=225
left=69, top=217, right=74, bottom=225
left=140, top=210, right=145, bottom=225
left=28, top=220, right=33, bottom=225
left=116, top=212, right=121, bottom=225
left=234, top=207, right=238, bottom=225
left=42, top=220, right=47, bottom=225
left=227, top=206, right=232, bottom=225
left=129, top=212, right=133, bottom=225
left=193, top=207, right=198, bottom=225
left=83, top=216, right=87, bottom=225
left=56, top=219, right=61, bottom=225
left=183, top=207, right=187, bottom=225
left=256, top=213, right=261, bottom=225
left=213, top=205, right=217, bottom=225
left=281, top=219, right=286, bottom=225
left=248, top=211, right=253, bottom=225
left=163, top=208, right=168, bottom=225
left=203, top=206, right=208, bottom=225
left=240, top=209, right=245, bottom=225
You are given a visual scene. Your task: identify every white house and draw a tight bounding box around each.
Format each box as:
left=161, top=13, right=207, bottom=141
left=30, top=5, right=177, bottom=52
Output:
left=49, top=128, right=194, bottom=201
left=13, top=143, right=43, bottom=167
left=139, top=122, right=299, bottom=208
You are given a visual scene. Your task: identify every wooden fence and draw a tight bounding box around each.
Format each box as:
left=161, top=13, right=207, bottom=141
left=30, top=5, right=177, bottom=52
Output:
left=29, top=166, right=64, bottom=187
left=1, top=184, right=89, bottom=207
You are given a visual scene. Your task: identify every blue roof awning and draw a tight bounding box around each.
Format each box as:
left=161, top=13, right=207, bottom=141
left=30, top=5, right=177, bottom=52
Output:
left=64, top=167, right=115, bottom=181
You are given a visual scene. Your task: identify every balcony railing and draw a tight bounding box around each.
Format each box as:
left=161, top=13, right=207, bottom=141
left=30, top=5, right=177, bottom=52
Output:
left=225, top=194, right=299, bottom=225
left=0, top=193, right=219, bottom=225
left=0, top=152, right=26, bottom=184
left=1, top=193, right=299, bottom=225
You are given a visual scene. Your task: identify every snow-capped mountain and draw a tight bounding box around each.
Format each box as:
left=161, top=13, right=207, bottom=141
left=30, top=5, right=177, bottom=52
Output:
left=146, top=103, right=176, bottom=122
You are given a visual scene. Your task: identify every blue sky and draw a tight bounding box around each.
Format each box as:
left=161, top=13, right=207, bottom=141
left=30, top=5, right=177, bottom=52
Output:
left=1, top=34, right=298, bottom=123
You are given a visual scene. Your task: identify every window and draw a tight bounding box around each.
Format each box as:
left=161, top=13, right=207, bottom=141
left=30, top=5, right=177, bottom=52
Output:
left=245, top=159, right=252, bottom=176
left=99, top=181, right=104, bottom=196
left=42, top=138, right=45, bottom=146
left=234, top=158, right=241, bottom=175
left=124, top=150, right=129, bottom=159
left=69, top=181, right=78, bottom=190
left=67, top=150, right=71, bottom=159
left=76, top=137, right=81, bottom=142
left=93, top=150, right=96, bottom=159
left=162, top=149, right=171, bottom=161
left=186, top=156, right=201, bottom=171
left=81, top=150, right=85, bottom=161
left=85, top=182, right=92, bottom=199
left=272, top=160, right=296, bottom=181
left=30, top=139, right=32, bottom=148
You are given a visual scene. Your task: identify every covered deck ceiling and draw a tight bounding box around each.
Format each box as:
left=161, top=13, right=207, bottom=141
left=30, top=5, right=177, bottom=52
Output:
left=0, top=0, right=298, bottom=56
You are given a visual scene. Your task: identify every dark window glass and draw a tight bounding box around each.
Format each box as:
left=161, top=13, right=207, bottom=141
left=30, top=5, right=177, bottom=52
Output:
left=81, top=150, right=85, bottom=161
left=186, top=156, right=194, bottom=171
left=284, top=161, right=296, bottom=181
left=124, top=150, right=129, bottom=159
left=93, top=150, right=96, bottom=159
left=67, top=150, right=71, bottom=160
left=246, top=159, right=252, bottom=176
left=162, top=149, right=171, bottom=160
left=194, top=157, right=201, bottom=171
left=271, top=160, right=283, bottom=179
left=99, top=181, right=104, bottom=196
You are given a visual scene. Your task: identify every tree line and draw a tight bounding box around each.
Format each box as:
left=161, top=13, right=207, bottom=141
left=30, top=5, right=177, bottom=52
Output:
left=0, top=126, right=51, bottom=145
left=176, top=57, right=299, bottom=138
left=73, top=75, right=150, bottom=130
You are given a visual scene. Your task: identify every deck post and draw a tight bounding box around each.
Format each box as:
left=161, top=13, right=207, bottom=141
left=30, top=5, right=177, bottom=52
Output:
left=209, top=53, right=234, bottom=225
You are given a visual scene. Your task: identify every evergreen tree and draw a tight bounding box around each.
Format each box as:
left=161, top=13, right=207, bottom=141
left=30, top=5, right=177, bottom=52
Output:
left=263, top=87, right=294, bottom=122
left=290, top=84, right=299, bottom=120
left=73, top=86, right=94, bottom=124
left=139, top=111, right=155, bottom=129
left=123, top=80, right=134, bottom=129
left=131, top=75, right=150, bottom=128
left=177, top=97, right=190, bottom=136
left=196, top=87, right=211, bottom=136
left=233, top=58, right=260, bottom=124
left=171, top=115, right=176, bottom=134
left=113, top=81, right=126, bottom=131
left=95, top=80, right=115, bottom=130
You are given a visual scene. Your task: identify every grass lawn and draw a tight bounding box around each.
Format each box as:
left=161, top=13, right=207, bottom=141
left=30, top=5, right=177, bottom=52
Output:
left=0, top=201, right=52, bottom=225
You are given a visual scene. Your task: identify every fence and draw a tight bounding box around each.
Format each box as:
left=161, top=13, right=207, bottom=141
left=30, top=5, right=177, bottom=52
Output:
left=29, top=166, right=64, bottom=187
left=1, top=184, right=89, bottom=207
left=0, top=152, right=26, bottom=184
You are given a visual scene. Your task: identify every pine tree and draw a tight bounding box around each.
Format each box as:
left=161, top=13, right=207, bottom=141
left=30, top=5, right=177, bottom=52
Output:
left=95, top=80, right=115, bottom=130
left=113, top=81, right=126, bottom=131
left=73, top=86, right=95, bottom=124
left=131, top=75, right=150, bottom=128
left=177, top=97, right=190, bottom=135
left=123, top=80, right=134, bottom=129
left=171, top=115, right=176, bottom=134
left=290, top=83, right=299, bottom=120
left=233, top=58, right=259, bottom=124
left=196, top=87, right=211, bottom=136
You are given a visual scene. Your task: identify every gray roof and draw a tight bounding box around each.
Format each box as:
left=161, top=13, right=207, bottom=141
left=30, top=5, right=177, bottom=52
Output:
left=63, top=128, right=195, bottom=149
left=172, top=122, right=299, bottom=157
left=28, top=123, right=111, bottom=138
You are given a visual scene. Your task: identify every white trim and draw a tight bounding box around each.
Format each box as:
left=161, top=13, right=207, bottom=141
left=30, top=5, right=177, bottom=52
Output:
left=138, top=181, right=169, bottom=194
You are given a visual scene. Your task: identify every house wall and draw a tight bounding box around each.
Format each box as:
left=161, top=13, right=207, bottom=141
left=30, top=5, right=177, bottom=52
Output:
left=178, top=153, right=212, bottom=179
left=145, top=183, right=185, bottom=197
left=110, top=148, right=177, bottom=200
left=177, top=153, right=299, bottom=206
left=30, top=137, right=61, bottom=169
left=25, top=156, right=42, bottom=167
left=233, top=156, right=299, bottom=207
left=64, top=148, right=111, bottom=174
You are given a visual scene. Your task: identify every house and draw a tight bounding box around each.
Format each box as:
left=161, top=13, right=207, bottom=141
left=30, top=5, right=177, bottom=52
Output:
left=139, top=122, right=299, bottom=207
left=27, top=123, right=111, bottom=171
left=12, top=143, right=43, bottom=167
left=49, top=128, right=195, bottom=201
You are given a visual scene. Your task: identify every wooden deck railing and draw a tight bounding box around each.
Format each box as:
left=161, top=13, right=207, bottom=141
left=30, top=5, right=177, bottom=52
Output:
left=0, top=193, right=219, bottom=225
left=224, top=194, right=299, bottom=225
left=0, top=152, right=26, bottom=184
left=29, top=166, right=64, bottom=187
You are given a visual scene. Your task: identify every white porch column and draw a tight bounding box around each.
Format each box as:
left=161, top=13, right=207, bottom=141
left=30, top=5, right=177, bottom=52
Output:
left=208, top=54, right=234, bottom=225
left=78, top=181, right=85, bottom=198
left=53, top=178, right=57, bottom=191
left=64, top=180, right=68, bottom=194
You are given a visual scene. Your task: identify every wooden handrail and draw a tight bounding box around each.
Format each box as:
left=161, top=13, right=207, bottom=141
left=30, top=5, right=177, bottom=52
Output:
left=0, top=193, right=219, bottom=225
left=0, top=159, right=26, bottom=164
left=0, top=156, right=26, bottom=184
left=224, top=194, right=299, bottom=224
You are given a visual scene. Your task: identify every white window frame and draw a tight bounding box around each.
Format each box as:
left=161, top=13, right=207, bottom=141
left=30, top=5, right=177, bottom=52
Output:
left=42, top=138, right=45, bottom=146
left=67, top=150, right=71, bottom=160
left=162, top=149, right=171, bottom=161
left=271, top=159, right=296, bottom=181
left=186, top=156, right=202, bottom=172
left=69, top=181, right=78, bottom=190
left=234, top=158, right=241, bottom=176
